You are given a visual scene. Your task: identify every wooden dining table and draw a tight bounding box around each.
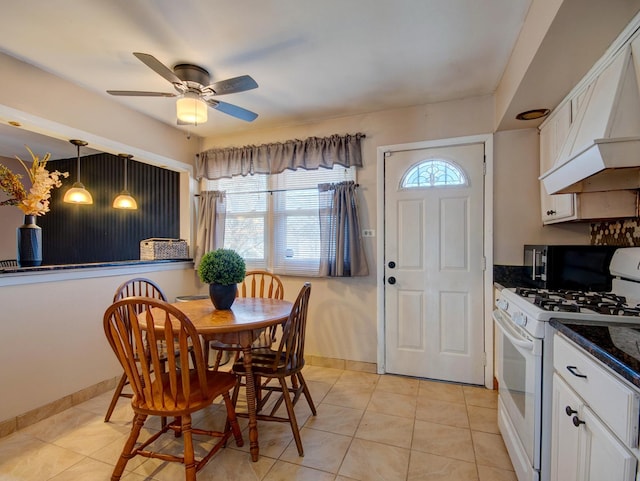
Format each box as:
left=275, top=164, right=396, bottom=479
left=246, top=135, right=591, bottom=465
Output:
left=164, top=296, right=293, bottom=462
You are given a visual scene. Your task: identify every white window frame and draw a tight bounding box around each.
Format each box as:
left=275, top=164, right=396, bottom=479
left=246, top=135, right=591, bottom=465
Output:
left=202, top=166, right=356, bottom=275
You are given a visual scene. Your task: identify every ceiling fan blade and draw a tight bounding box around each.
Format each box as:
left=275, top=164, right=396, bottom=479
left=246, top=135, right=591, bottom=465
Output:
left=208, top=75, right=258, bottom=95
left=206, top=99, right=258, bottom=122
left=133, top=52, right=183, bottom=85
left=107, top=90, right=176, bottom=97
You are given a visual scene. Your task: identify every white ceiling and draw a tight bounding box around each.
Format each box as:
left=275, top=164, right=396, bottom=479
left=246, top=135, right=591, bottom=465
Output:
left=1, top=0, right=640, bottom=162
left=0, top=0, right=531, bottom=142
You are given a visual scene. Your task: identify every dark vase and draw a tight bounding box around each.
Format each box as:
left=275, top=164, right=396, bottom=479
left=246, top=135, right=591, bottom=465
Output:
left=208, top=283, right=237, bottom=310
left=17, top=215, right=42, bottom=267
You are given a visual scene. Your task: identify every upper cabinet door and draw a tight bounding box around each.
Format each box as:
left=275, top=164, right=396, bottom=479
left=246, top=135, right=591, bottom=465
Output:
left=540, top=101, right=576, bottom=223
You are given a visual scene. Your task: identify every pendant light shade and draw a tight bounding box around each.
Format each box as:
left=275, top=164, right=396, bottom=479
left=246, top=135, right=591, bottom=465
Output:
left=176, top=91, right=208, bottom=124
left=63, top=139, right=93, bottom=205
left=113, top=154, right=138, bottom=210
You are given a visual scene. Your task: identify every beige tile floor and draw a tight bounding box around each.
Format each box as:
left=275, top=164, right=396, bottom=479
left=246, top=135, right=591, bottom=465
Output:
left=0, top=366, right=516, bottom=481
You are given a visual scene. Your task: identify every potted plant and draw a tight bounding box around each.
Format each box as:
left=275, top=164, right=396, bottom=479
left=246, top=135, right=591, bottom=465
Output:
left=197, top=248, right=246, bottom=309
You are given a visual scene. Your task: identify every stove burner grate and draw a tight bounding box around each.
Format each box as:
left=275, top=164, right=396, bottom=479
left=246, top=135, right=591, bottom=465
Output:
left=513, top=287, right=640, bottom=317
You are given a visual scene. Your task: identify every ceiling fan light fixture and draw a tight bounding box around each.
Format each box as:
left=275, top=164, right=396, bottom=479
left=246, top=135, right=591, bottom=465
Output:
left=64, top=139, right=93, bottom=205
left=176, top=92, right=207, bottom=124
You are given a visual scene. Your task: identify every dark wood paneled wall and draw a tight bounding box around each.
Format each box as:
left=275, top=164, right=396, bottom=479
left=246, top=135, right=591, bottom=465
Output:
left=39, top=153, right=179, bottom=264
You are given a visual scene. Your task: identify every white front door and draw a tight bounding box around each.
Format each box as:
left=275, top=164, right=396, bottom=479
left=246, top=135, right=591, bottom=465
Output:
left=384, top=142, right=485, bottom=384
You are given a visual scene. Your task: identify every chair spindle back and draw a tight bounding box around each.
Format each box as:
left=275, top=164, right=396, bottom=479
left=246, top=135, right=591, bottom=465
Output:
left=104, top=297, right=208, bottom=414
left=270, top=282, right=311, bottom=371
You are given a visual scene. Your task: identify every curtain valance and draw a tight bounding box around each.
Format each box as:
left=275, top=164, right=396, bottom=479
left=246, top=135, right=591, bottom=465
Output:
left=197, top=133, right=365, bottom=180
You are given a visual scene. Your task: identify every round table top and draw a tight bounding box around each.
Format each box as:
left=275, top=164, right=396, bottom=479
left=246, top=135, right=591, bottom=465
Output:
left=169, top=297, right=293, bottom=335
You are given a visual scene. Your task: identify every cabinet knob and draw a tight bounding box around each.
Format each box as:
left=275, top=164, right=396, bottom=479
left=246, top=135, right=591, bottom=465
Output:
left=572, top=416, right=586, bottom=427
left=387, top=276, right=396, bottom=285
left=546, top=210, right=556, bottom=215
left=565, top=406, right=577, bottom=416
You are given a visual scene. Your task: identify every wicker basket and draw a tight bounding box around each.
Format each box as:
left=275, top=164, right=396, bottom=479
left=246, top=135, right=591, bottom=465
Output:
left=140, top=238, right=188, bottom=260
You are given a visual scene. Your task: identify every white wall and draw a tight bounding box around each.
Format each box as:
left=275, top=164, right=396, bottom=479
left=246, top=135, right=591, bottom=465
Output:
left=202, top=95, right=498, bottom=364
left=493, top=129, right=589, bottom=265
left=0, top=265, right=202, bottom=423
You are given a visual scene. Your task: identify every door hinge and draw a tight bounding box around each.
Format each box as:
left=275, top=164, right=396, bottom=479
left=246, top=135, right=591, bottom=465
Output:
left=483, top=352, right=487, bottom=366
left=483, top=158, right=486, bottom=175
left=482, top=257, right=486, bottom=271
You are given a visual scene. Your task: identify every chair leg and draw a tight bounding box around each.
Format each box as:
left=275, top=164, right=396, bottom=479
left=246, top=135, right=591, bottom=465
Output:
left=181, top=414, right=197, bottom=481
left=221, top=392, right=244, bottom=447
left=280, top=377, right=304, bottom=456
left=104, top=372, right=128, bottom=422
left=297, top=372, right=317, bottom=415
left=111, top=413, right=146, bottom=480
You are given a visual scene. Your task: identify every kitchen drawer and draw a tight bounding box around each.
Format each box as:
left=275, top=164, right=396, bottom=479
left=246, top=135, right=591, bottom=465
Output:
left=554, top=334, right=640, bottom=447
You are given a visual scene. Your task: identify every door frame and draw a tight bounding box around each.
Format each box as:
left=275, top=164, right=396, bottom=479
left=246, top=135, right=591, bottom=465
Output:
left=376, top=134, right=494, bottom=388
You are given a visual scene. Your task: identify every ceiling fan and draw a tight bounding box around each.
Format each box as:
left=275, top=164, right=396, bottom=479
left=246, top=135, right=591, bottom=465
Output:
left=107, top=52, right=258, bottom=124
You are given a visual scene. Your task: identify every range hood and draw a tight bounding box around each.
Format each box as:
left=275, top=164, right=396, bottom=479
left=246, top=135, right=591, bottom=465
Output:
left=541, top=42, right=640, bottom=195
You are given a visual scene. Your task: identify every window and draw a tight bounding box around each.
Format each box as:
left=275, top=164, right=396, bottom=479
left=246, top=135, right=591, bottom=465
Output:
left=401, top=159, right=467, bottom=188
left=203, top=166, right=355, bottom=275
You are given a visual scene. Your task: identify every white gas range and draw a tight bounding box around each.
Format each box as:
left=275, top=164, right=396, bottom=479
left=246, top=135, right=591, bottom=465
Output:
left=494, top=247, right=640, bottom=481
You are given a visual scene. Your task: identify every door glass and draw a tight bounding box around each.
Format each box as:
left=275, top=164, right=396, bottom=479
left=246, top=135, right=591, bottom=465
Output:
left=502, top=334, right=527, bottom=417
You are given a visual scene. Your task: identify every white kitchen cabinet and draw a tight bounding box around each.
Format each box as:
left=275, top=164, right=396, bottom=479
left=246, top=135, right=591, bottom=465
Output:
left=540, top=100, right=575, bottom=224
left=539, top=70, right=638, bottom=224
left=551, top=335, right=638, bottom=481
left=540, top=40, right=640, bottom=224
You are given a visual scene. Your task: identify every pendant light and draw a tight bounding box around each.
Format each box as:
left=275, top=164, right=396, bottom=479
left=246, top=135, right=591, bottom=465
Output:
left=113, top=154, right=138, bottom=209
left=176, top=91, right=208, bottom=124
left=63, top=139, right=93, bottom=204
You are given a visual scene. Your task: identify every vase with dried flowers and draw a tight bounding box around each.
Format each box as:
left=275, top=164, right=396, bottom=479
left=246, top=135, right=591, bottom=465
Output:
left=0, top=146, right=68, bottom=267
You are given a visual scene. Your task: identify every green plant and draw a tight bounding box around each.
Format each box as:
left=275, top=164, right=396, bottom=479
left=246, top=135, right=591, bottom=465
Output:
left=197, top=248, right=246, bottom=285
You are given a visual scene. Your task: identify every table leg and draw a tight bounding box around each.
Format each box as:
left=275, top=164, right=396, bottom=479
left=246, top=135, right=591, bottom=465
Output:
left=243, top=345, right=260, bottom=462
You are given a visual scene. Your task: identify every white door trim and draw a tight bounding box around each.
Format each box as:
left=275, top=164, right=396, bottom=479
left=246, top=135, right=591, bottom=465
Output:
left=376, top=134, right=494, bottom=388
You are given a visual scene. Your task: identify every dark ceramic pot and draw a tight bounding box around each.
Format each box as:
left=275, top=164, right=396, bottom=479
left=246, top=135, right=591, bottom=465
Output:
left=208, top=283, right=237, bottom=310
left=17, top=215, right=42, bottom=267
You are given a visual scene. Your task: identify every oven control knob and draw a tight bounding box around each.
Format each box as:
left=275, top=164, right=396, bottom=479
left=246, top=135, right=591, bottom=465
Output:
left=496, top=298, right=508, bottom=311
left=513, top=311, right=527, bottom=327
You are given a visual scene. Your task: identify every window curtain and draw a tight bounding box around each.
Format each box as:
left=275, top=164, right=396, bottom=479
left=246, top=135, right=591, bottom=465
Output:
left=318, top=181, right=369, bottom=277
left=197, top=133, right=365, bottom=180
left=194, top=191, right=226, bottom=268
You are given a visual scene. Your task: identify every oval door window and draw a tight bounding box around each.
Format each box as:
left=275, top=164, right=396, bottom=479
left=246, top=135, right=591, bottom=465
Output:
left=400, top=159, right=468, bottom=188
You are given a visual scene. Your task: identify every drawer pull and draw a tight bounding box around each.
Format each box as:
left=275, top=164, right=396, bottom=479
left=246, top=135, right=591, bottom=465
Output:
left=565, top=406, right=578, bottom=416
left=572, top=416, right=586, bottom=427
left=566, top=365, right=587, bottom=378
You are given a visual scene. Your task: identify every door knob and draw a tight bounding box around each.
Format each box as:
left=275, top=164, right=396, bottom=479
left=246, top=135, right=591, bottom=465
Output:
left=388, top=261, right=396, bottom=269
left=388, top=276, right=396, bottom=285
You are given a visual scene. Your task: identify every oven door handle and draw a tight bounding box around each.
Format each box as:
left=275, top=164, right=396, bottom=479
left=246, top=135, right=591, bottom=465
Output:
left=493, top=310, right=535, bottom=352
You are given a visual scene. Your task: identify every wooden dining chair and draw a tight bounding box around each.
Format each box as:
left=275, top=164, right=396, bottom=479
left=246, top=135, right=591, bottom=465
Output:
left=206, top=270, right=285, bottom=370
left=230, top=282, right=315, bottom=456
left=103, top=297, right=243, bottom=481
left=104, top=278, right=171, bottom=423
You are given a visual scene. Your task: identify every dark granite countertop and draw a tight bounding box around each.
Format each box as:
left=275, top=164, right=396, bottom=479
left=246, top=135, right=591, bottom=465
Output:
left=0, top=258, right=192, bottom=274
left=550, top=318, right=640, bottom=389
left=493, top=265, right=539, bottom=289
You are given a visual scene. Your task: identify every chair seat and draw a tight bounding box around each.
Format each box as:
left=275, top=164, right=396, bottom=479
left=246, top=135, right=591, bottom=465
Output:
left=232, top=351, right=305, bottom=377
left=133, top=370, right=238, bottom=416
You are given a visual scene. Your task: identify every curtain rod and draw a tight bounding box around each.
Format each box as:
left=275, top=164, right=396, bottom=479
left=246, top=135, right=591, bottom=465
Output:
left=195, top=183, right=359, bottom=197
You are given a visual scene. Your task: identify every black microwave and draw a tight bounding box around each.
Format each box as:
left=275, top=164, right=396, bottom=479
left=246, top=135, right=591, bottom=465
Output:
left=523, top=245, right=619, bottom=291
